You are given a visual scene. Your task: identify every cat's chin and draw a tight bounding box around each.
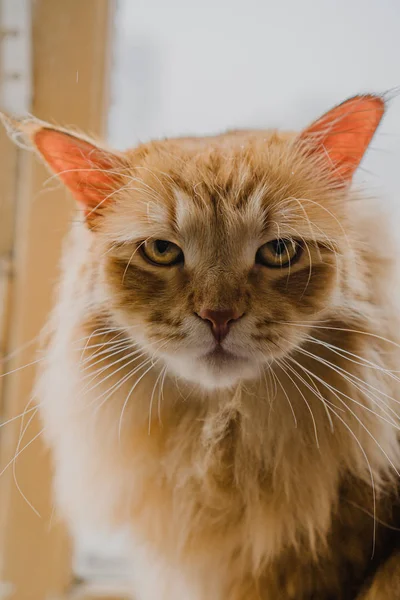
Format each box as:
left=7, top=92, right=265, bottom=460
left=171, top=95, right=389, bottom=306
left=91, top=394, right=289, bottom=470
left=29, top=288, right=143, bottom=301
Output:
left=165, top=351, right=260, bottom=391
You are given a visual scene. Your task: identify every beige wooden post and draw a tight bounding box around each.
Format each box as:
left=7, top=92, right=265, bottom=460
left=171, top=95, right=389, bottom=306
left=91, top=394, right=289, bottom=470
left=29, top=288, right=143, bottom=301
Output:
left=0, top=1, right=115, bottom=598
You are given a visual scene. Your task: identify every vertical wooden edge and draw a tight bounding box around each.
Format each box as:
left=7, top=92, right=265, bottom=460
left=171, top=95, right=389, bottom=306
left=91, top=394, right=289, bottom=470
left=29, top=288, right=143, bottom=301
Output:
left=95, top=0, right=117, bottom=138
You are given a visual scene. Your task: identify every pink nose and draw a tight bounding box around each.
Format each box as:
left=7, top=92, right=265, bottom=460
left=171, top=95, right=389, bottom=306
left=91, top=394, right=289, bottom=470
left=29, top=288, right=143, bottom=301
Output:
left=197, top=308, right=244, bottom=343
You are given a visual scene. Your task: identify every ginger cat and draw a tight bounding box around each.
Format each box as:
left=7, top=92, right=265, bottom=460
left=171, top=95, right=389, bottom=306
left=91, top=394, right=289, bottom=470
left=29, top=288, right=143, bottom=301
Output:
left=3, top=95, right=400, bottom=599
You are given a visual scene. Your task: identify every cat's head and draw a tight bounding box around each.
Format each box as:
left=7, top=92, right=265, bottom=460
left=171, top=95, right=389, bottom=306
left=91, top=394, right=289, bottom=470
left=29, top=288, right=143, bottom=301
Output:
left=6, top=95, right=384, bottom=389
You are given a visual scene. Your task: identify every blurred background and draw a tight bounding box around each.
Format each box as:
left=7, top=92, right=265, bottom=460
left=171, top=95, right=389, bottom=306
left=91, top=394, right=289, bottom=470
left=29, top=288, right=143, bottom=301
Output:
left=0, top=0, right=399, bottom=598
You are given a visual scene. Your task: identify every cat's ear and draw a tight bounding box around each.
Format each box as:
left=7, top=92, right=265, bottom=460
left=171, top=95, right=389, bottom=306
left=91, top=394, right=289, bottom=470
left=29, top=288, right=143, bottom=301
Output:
left=0, top=115, right=127, bottom=223
left=299, top=95, right=385, bottom=183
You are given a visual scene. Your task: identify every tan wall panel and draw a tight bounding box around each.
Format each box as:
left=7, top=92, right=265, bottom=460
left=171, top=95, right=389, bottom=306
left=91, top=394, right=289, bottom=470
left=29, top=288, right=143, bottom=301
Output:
left=0, top=2, right=114, bottom=598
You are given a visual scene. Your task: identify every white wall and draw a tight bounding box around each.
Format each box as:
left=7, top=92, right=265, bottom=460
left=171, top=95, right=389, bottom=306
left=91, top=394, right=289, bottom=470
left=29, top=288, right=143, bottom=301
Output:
left=108, top=0, right=400, bottom=211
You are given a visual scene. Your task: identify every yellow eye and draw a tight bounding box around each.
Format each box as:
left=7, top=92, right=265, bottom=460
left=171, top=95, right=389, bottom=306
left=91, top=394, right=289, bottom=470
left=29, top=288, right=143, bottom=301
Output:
left=141, top=239, right=183, bottom=266
left=256, top=239, right=300, bottom=268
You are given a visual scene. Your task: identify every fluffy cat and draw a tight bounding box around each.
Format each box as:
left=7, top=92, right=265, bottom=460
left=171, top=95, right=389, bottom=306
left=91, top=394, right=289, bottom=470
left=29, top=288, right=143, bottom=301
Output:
left=3, top=94, right=400, bottom=599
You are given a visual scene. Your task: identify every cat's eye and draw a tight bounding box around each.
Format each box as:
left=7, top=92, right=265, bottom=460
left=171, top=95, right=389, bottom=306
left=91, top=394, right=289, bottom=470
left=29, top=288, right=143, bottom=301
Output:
left=141, top=239, right=184, bottom=266
left=256, top=239, right=300, bottom=268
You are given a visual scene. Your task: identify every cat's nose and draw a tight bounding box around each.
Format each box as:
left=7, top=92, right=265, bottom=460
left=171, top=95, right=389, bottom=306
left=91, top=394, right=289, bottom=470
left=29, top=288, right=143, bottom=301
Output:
left=197, top=308, right=244, bottom=343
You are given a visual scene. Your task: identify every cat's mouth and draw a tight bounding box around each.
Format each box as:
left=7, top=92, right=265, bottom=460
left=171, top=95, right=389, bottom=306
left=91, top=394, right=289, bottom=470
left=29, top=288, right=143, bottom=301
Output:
left=163, top=342, right=258, bottom=389
left=203, top=346, right=240, bottom=364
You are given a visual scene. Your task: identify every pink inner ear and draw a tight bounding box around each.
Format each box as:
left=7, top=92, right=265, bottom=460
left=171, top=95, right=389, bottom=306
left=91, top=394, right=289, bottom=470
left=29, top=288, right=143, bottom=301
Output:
left=300, top=95, right=385, bottom=181
left=34, top=129, right=119, bottom=213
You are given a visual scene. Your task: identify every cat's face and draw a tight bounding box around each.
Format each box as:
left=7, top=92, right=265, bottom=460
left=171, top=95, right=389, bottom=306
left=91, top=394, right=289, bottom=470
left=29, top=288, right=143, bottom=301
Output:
left=102, top=134, right=342, bottom=389
left=11, top=95, right=383, bottom=390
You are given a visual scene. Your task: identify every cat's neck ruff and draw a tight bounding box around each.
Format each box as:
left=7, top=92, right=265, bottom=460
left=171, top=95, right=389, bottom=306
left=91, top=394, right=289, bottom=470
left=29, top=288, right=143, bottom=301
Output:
left=38, top=292, right=400, bottom=567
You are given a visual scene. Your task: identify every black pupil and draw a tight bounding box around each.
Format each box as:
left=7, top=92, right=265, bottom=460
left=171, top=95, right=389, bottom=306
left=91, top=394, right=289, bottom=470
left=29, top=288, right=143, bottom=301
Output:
left=155, top=240, right=170, bottom=254
left=272, top=239, right=288, bottom=256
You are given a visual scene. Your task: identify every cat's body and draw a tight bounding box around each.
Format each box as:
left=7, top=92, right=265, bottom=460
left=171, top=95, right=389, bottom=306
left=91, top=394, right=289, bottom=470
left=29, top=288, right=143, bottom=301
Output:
left=5, top=96, right=400, bottom=598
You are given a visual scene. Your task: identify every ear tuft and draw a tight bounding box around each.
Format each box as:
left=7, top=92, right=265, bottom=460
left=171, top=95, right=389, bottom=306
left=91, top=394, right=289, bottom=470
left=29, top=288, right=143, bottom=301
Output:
left=299, top=95, right=385, bottom=183
left=0, top=112, right=44, bottom=151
